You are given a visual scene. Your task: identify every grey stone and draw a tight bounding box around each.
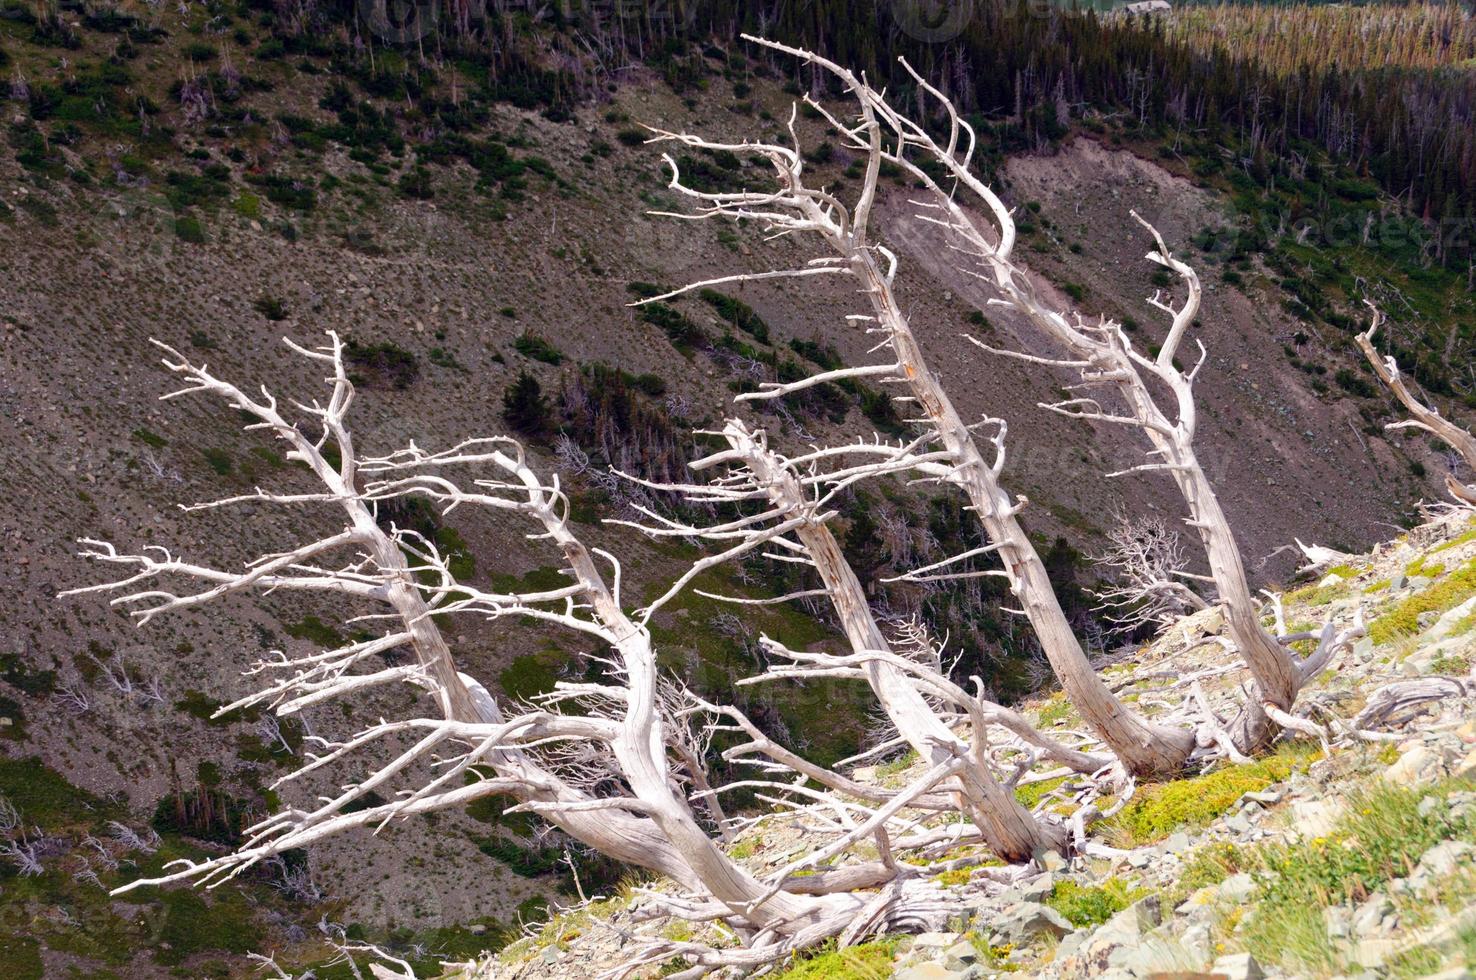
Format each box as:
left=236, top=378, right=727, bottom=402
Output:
left=1352, top=894, right=1392, bottom=934
left=1161, top=831, right=1194, bottom=854
left=1354, top=937, right=1402, bottom=968
left=1093, top=894, right=1162, bottom=949
left=910, top=931, right=961, bottom=949
left=1054, top=928, right=1089, bottom=962
left=992, top=902, right=1074, bottom=945
left=1224, top=812, right=1253, bottom=835
left=942, top=940, right=979, bottom=968
left=1020, top=872, right=1054, bottom=900
left=1290, top=797, right=1346, bottom=836
left=1211, top=951, right=1265, bottom=979
left=895, top=964, right=957, bottom=980
left=1414, top=840, right=1476, bottom=884
left=1217, top=872, right=1256, bottom=903
left=1036, top=848, right=1068, bottom=872
left=1180, top=921, right=1213, bottom=962
left=1324, top=905, right=1352, bottom=940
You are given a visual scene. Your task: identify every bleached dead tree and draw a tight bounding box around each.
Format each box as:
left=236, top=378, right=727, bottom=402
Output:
left=66, top=335, right=983, bottom=976
left=617, top=418, right=1123, bottom=861
left=652, top=38, right=1346, bottom=752
left=1357, top=301, right=1476, bottom=506
left=637, top=40, right=1198, bottom=776
left=1092, top=514, right=1210, bottom=634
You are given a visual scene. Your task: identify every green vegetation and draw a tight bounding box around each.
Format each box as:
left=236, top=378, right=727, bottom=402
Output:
left=0, top=755, right=114, bottom=825
left=1015, top=774, right=1068, bottom=809
left=699, top=289, right=769, bottom=343
left=770, top=938, right=899, bottom=979
left=1369, top=559, right=1476, bottom=644
left=1108, top=744, right=1314, bottom=845
left=513, top=332, right=564, bottom=365
left=132, top=427, right=167, bottom=449
left=252, top=294, right=288, bottom=321
left=498, top=646, right=566, bottom=702
left=344, top=339, right=419, bottom=390
left=1045, top=878, right=1146, bottom=928
left=0, top=652, right=55, bottom=697
left=285, top=615, right=343, bottom=647
left=0, top=936, right=41, bottom=980
left=638, top=302, right=706, bottom=351
left=1241, top=778, right=1476, bottom=974
left=502, top=370, right=551, bottom=437
left=201, top=448, right=232, bottom=475
left=155, top=889, right=256, bottom=964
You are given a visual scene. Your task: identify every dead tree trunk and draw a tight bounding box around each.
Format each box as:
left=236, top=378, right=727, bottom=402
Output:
left=639, top=39, right=1195, bottom=777
left=1357, top=301, right=1476, bottom=506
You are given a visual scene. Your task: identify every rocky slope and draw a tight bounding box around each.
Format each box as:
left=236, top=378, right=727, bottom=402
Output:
left=0, top=41, right=1463, bottom=980
left=474, top=507, right=1476, bottom=980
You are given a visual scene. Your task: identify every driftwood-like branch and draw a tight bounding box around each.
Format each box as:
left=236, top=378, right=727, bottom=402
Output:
left=69, top=335, right=926, bottom=954
left=1357, top=301, right=1476, bottom=506
left=652, top=37, right=1196, bottom=777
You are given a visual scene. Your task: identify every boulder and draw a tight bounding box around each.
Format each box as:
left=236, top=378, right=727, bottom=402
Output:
left=1383, top=745, right=1443, bottom=787
left=1216, top=873, right=1256, bottom=904
left=1210, top=952, right=1265, bottom=980
left=894, top=963, right=957, bottom=980
left=1289, top=798, right=1345, bottom=837
left=1412, top=840, right=1476, bottom=885
left=990, top=902, right=1074, bottom=945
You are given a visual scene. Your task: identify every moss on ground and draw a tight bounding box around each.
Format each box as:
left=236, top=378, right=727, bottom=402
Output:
left=1015, top=775, right=1069, bottom=809
left=0, top=935, right=42, bottom=980
left=1240, top=776, right=1476, bottom=974
left=1045, top=878, right=1147, bottom=928
left=1107, top=744, right=1315, bottom=845
left=1369, top=559, right=1476, bottom=644
left=770, top=938, right=899, bottom=979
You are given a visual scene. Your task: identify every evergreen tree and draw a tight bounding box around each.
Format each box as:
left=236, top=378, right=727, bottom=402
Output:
left=502, top=370, right=550, bottom=437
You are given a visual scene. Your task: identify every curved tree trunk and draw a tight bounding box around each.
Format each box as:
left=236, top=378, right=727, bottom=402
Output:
left=851, top=257, right=1196, bottom=776
left=724, top=424, right=1068, bottom=861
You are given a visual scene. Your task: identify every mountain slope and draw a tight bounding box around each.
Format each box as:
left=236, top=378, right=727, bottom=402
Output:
left=0, top=17, right=1467, bottom=978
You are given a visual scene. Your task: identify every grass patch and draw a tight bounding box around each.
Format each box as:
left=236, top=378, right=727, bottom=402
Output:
left=513, top=332, right=564, bottom=365
left=1430, top=524, right=1476, bottom=555
left=1405, top=555, right=1446, bottom=579
left=1035, top=693, right=1074, bottom=728
left=1015, top=774, right=1068, bottom=809
left=0, top=755, right=117, bottom=827
left=1369, top=559, right=1476, bottom=644
left=285, top=615, right=343, bottom=647
left=132, top=427, right=167, bottom=449
left=201, top=448, right=232, bottom=475
left=0, top=936, right=41, bottom=980
left=1045, top=878, right=1147, bottom=928
left=1107, top=743, right=1314, bottom=845
left=1241, top=777, right=1476, bottom=974
left=498, top=646, right=567, bottom=702
left=154, top=888, right=258, bottom=964
left=771, top=938, right=899, bottom=979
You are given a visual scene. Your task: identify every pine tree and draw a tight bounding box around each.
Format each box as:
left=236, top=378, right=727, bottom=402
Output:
left=502, top=370, right=549, bottom=437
